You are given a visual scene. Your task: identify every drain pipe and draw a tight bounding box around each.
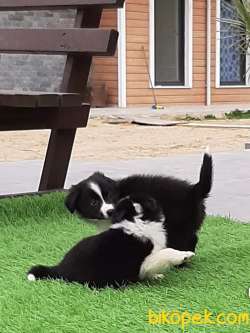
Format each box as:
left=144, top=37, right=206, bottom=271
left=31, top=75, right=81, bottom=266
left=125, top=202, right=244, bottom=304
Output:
left=206, top=0, right=211, bottom=106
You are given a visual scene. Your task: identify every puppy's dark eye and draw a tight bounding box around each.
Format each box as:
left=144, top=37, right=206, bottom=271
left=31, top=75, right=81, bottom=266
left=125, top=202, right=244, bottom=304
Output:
left=91, top=199, right=99, bottom=207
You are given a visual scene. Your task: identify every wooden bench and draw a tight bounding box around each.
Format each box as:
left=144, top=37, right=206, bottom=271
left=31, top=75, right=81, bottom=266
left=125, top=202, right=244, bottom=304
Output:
left=0, top=0, right=124, bottom=194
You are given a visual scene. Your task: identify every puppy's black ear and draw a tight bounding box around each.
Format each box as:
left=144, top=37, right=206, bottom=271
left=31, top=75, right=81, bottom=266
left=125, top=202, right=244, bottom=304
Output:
left=104, top=175, right=117, bottom=186
left=95, top=172, right=117, bottom=186
left=65, top=186, right=80, bottom=214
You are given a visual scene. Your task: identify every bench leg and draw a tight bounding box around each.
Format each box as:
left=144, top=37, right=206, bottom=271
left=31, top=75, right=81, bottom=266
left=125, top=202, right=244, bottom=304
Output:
left=39, top=128, right=76, bottom=191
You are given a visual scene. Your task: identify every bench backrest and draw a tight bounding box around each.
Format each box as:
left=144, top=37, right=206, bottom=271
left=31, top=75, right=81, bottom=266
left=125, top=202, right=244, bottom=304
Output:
left=0, top=0, right=125, bottom=95
left=0, top=1, right=125, bottom=10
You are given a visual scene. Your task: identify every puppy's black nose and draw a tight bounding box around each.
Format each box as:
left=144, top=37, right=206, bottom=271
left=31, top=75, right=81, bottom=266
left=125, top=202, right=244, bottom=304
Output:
left=107, top=209, right=114, bottom=217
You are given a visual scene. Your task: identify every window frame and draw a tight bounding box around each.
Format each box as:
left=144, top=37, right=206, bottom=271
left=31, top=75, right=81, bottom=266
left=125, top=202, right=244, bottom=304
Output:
left=216, top=0, right=250, bottom=88
left=149, top=0, right=193, bottom=89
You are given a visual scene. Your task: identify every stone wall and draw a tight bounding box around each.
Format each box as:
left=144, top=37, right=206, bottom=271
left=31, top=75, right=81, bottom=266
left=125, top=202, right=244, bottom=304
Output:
left=0, top=10, right=75, bottom=91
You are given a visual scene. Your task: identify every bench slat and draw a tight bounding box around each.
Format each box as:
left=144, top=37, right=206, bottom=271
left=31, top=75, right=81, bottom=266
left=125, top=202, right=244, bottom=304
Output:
left=0, top=104, right=90, bottom=131
left=0, top=91, right=82, bottom=108
left=0, top=0, right=125, bottom=10
left=0, top=29, right=118, bottom=56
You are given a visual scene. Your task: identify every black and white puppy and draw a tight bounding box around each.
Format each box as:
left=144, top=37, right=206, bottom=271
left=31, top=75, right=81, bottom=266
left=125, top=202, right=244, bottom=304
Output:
left=27, top=194, right=194, bottom=288
left=65, top=153, right=213, bottom=252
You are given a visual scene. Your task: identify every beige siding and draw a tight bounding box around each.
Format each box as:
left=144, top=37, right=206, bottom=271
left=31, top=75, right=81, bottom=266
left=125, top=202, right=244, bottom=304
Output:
left=91, top=9, right=118, bottom=106
left=211, top=0, right=250, bottom=103
left=126, top=0, right=207, bottom=106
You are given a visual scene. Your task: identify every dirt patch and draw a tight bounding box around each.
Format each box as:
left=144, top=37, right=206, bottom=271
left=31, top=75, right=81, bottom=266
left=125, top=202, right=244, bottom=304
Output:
left=0, top=118, right=249, bottom=162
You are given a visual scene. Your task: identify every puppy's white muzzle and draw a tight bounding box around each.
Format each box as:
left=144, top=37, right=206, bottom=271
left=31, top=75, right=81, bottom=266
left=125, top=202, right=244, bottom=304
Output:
left=101, top=203, right=114, bottom=219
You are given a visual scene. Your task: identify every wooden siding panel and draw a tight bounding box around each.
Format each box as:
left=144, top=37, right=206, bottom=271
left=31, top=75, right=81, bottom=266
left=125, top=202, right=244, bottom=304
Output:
left=91, top=9, right=118, bottom=105
left=126, top=0, right=207, bottom=106
left=89, top=0, right=250, bottom=107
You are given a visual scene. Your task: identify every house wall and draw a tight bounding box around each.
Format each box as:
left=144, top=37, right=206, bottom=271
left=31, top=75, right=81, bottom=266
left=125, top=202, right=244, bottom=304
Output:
left=125, top=0, right=207, bottom=106
left=124, top=0, right=250, bottom=107
left=210, top=0, right=250, bottom=103
left=0, top=9, right=118, bottom=106
left=91, top=9, right=118, bottom=106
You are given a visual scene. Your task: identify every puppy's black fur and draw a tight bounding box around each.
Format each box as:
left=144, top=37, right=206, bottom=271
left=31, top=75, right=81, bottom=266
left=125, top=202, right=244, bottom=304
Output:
left=65, top=154, right=213, bottom=252
left=28, top=194, right=164, bottom=288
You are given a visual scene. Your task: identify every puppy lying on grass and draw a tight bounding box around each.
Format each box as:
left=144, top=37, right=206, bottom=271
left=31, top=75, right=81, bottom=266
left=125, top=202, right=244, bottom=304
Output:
left=27, top=194, right=194, bottom=289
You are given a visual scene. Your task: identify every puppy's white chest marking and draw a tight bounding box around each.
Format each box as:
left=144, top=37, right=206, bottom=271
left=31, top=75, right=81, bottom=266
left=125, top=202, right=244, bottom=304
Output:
left=89, top=182, right=114, bottom=218
left=111, top=219, right=167, bottom=252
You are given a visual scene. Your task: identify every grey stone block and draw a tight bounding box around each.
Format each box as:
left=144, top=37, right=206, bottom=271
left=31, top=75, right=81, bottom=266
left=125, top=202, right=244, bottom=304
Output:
left=0, top=10, right=75, bottom=92
left=9, top=13, right=24, bottom=21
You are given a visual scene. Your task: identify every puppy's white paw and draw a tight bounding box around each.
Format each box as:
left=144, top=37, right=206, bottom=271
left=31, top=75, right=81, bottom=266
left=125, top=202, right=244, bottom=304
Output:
left=165, top=249, right=195, bottom=266
left=183, top=251, right=195, bottom=262
left=27, top=273, right=36, bottom=281
left=152, top=273, right=164, bottom=280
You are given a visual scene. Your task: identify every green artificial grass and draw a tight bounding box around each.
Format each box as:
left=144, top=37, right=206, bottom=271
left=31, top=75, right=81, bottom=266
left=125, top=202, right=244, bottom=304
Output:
left=0, top=194, right=249, bottom=333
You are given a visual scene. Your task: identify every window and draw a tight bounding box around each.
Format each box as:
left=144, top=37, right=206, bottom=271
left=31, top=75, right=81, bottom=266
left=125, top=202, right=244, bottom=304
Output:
left=150, top=0, right=192, bottom=88
left=220, top=0, right=246, bottom=85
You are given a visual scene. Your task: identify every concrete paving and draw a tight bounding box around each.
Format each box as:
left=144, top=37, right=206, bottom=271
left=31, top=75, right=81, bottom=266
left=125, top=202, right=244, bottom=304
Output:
left=90, top=104, right=250, bottom=119
left=0, top=151, right=249, bottom=223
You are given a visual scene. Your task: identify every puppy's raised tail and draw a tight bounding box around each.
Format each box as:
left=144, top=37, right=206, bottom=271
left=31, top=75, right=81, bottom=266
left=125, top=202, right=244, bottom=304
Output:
left=193, top=152, right=213, bottom=199
left=27, top=265, right=58, bottom=282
